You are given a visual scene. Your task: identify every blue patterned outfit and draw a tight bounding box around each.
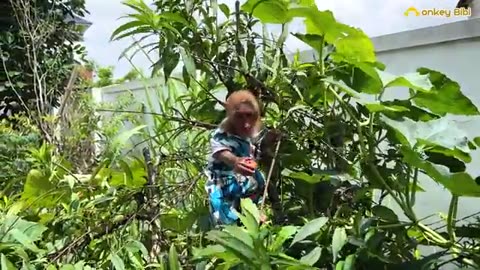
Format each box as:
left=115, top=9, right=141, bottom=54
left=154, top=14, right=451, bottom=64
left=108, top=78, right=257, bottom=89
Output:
left=204, top=126, right=265, bottom=225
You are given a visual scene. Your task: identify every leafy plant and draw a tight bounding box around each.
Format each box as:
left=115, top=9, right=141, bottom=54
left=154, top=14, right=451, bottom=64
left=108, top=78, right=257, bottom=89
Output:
left=1, top=0, right=480, bottom=269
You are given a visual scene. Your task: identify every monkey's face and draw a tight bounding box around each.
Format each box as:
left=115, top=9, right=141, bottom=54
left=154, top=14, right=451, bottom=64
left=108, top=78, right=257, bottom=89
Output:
left=230, top=103, right=259, bottom=138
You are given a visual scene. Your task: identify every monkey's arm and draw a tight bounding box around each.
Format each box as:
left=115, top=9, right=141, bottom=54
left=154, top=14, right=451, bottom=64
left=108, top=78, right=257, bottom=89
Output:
left=213, top=150, right=240, bottom=167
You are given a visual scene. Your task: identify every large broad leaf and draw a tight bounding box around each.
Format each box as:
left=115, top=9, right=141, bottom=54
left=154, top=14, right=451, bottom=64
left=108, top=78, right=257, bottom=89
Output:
left=1, top=215, right=47, bottom=244
left=381, top=115, right=471, bottom=163
left=335, top=62, right=384, bottom=94
left=291, top=217, right=329, bottom=246
left=21, top=169, right=70, bottom=208
left=412, top=68, right=479, bottom=116
left=380, top=99, right=439, bottom=122
left=401, top=147, right=480, bottom=197
left=241, top=0, right=291, bottom=24
left=289, top=8, right=375, bottom=63
left=377, top=69, right=433, bottom=93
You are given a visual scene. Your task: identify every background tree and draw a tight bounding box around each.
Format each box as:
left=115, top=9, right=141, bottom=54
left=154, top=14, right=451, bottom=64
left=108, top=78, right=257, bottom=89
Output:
left=0, top=0, right=88, bottom=139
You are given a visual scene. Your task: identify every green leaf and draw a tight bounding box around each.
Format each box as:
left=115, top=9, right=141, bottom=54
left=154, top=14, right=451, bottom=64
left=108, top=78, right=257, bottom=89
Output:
left=300, top=247, right=322, bottom=266
left=193, top=244, right=226, bottom=258
left=206, top=230, right=258, bottom=264
left=110, top=253, right=125, bottom=270
left=379, top=99, right=439, bottom=121
left=1, top=254, right=16, bottom=270
left=322, top=77, right=360, bottom=98
left=364, top=103, right=409, bottom=113
left=125, top=240, right=148, bottom=257
left=474, top=137, right=480, bottom=147
left=219, top=3, right=230, bottom=17
left=291, top=217, right=329, bottom=246
left=158, top=12, right=190, bottom=26
left=110, top=20, right=146, bottom=41
left=8, top=229, right=41, bottom=252
left=59, top=265, right=75, bottom=270
left=241, top=0, right=291, bottom=24
left=282, top=169, right=330, bottom=184
left=179, top=46, right=196, bottom=77
left=169, top=245, right=181, bottom=270
left=412, top=68, right=479, bottom=116
left=343, top=254, right=357, bottom=270
left=1, top=215, right=47, bottom=243
left=332, top=227, right=347, bottom=262
left=112, top=125, right=147, bottom=149
left=270, top=226, right=297, bottom=252
left=381, top=115, right=471, bottom=163
left=371, top=205, right=398, bottom=222
left=401, top=147, right=480, bottom=197
left=289, top=8, right=375, bottom=63
left=223, top=226, right=254, bottom=248
left=293, top=34, right=323, bottom=54
left=377, top=70, right=432, bottom=92
left=163, top=51, right=180, bottom=82
left=21, top=169, right=63, bottom=207
left=240, top=198, right=260, bottom=224
left=349, top=62, right=383, bottom=94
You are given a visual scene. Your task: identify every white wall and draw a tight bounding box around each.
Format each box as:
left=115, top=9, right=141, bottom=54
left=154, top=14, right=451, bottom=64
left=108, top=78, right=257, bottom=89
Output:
left=92, top=77, right=171, bottom=156
left=373, top=18, right=480, bottom=225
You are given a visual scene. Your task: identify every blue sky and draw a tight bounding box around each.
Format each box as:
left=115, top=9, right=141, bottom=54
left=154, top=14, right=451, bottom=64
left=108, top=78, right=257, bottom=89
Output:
left=82, top=0, right=465, bottom=78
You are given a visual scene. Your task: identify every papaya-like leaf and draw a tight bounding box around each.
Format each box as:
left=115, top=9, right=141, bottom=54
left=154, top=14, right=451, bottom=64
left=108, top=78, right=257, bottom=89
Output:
left=377, top=69, right=433, bottom=92
left=412, top=68, right=479, bottom=116
left=401, top=146, right=480, bottom=197
left=289, top=8, right=375, bottom=63
left=381, top=115, right=471, bottom=163
left=241, top=0, right=291, bottom=24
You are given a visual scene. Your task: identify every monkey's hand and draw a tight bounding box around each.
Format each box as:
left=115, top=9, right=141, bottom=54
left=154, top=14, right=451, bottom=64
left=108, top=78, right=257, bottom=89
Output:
left=233, top=157, right=256, bottom=176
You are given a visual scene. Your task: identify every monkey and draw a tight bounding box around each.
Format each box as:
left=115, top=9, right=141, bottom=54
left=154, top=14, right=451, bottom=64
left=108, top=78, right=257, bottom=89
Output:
left=204, top=89, right=269, bottom=226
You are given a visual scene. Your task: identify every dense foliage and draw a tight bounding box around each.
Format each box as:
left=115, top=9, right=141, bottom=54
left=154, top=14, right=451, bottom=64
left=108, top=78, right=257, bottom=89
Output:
left=1, top=0, right=480, bottom=269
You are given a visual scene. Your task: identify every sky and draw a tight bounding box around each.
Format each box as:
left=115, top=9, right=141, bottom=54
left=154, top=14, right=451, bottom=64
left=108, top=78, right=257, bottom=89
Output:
left=82, top=0, right=466, bottom=78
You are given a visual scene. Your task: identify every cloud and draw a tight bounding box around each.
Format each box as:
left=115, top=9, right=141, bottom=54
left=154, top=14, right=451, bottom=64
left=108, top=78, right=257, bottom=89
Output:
left=82, top=0, right=466, bottom=77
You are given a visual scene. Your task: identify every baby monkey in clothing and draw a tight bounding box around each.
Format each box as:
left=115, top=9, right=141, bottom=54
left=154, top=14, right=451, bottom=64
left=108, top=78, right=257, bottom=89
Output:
left=205, top=89, right=270, bottom=226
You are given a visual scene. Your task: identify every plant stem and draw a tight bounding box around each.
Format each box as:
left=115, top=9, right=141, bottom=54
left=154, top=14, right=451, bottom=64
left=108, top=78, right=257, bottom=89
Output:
left=447, top=194, right=458, bottom=242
